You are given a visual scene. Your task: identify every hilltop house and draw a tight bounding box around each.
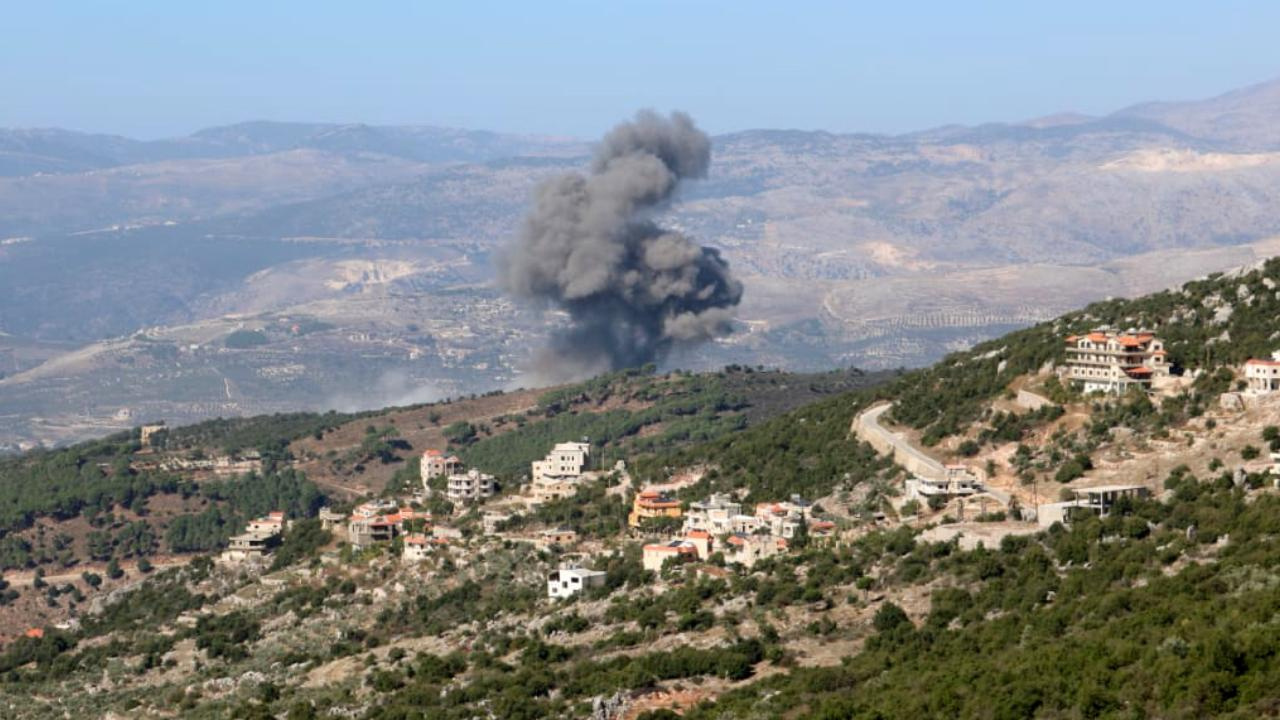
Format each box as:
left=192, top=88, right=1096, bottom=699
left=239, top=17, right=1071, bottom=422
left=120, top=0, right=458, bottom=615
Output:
left=547, top=564, right=607, bottom=599
left=627, top=489, right=683, bottom=528
left=1063, top=329, right=1169, bottom=394
left=530, top=442, right=592, bottom=504
left=1244, top=353, right=1280, bottom=393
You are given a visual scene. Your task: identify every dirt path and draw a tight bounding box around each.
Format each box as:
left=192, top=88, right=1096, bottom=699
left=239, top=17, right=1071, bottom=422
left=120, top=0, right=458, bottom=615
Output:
left=4, top=556, right=193, bottom=588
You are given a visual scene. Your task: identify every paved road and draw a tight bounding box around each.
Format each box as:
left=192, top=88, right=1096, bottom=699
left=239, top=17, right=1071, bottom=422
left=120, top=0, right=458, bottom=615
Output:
left=853, top=403, right=946, bottom=480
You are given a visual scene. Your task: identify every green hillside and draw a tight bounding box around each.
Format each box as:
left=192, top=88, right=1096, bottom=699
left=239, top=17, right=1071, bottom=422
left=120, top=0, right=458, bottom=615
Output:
left=4, top=260, right=1280, bottom=717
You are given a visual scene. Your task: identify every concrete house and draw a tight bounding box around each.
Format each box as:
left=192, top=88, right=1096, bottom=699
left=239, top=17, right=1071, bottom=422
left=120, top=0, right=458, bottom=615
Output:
left=547, top=564, right=607, bottom=599
left=421, top=449, right=462, bottom=483
left=682, top=493, right=747, bottom=536
left=906, top=466, right=981, bottom=503
left=531, top=442, right=592, bottom=504
left=446, top=469, right=496, bottom=503
left=1037, top=484, right=1150, bottom=527
left=219, top=511, right=285, bottom=564
left=642, top=540, right=699, bottom=572
left=1244, top=353, right=1280, bottom=393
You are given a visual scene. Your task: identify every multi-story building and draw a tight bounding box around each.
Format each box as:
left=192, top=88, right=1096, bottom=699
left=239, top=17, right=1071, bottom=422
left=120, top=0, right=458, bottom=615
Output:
left=446, top=469, right=496, bottom=503
left=421, top=449, right=461, bottom=491
left=1244, top=353, right=1280, bottom=393
left=682, top=493, right=749, bottom=536
left=753, top=495, right=812, bottom=538
left=723, top=534, right=786, bottom=569
left=220, top=510, right=285, bottom=564
left=530, top=442, right=592, bottom=504
left=627, top=489, right=683, bottom=528
left=1063, top=329, right=1169, bottom=394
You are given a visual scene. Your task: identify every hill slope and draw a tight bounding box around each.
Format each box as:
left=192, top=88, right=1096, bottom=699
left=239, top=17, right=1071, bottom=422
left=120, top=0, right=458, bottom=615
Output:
left=5, top=258, right=1280, bottom=716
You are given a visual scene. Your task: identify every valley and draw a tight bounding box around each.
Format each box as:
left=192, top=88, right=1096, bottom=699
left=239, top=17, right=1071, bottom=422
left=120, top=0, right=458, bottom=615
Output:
left=7, top=78, right=1280, bottom=447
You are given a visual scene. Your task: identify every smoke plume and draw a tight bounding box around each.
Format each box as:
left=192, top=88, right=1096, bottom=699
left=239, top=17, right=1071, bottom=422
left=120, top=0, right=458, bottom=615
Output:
left=500, top=110, right=742, bottom=381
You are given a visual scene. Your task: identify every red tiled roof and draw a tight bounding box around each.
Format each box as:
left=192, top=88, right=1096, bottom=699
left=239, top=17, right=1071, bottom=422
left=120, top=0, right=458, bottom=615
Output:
left=686, top=530, right=711, bottom=539
left=24, top=628, right=43, bottom=639
left=1246, top=358, right=1280, bottom=367
left=1126, top=367, right=1154, bottom=376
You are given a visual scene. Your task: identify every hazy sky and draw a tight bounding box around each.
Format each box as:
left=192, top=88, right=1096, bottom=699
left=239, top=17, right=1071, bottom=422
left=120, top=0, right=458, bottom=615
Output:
left=4, top=1, right=1279, bottom=139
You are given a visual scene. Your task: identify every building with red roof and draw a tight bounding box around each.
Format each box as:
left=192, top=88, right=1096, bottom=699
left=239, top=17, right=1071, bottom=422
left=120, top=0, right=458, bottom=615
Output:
left=1064, top=328, right=1169, bottom=394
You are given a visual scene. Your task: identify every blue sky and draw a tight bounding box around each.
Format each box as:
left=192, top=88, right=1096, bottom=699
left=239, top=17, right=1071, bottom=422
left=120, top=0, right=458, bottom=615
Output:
left=4, top=1, right=1279, bottom=138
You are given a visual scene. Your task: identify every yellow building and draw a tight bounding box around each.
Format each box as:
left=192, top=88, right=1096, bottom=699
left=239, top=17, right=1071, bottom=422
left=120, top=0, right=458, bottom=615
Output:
left=627, top=489, right=683, bottom=528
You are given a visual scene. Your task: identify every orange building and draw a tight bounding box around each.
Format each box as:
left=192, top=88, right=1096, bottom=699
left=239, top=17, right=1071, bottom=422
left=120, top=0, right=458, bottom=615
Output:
left=627, top=489, right=683, bottom=528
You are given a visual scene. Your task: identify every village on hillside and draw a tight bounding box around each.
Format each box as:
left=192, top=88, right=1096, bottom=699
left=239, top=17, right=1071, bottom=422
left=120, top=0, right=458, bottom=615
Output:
left=196, top=326, right=1280, bottom=606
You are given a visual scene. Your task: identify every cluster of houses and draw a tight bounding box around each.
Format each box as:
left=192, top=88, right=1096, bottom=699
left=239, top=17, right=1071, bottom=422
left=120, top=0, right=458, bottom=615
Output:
left=633, top=493, right=834, bottom=575
left=420, top=449, right=496, bottom=504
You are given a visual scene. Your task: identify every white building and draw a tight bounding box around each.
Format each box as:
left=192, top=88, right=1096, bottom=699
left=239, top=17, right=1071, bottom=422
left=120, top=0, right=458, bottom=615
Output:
left=530, top=442, right=592, bottom=504
left=682, top=493, right=748, bottom=536
left=1063, top=330, right=1169, bottom=394
left=547, top=564, right=607, bottom=599
left=905, top=466, right=981, bottom=503
left=421, top=450, right=461, bottom=491
left=1244, top=353, right=1280, bottom=393
left=753, top=495, right=812, bottom=538
left=446, top=469, right=496, bottom=503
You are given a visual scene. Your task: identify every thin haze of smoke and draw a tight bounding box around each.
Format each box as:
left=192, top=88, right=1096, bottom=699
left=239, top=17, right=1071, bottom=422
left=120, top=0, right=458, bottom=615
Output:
left=324, top=369, right=444, bottom=413
left=500, top=110, right=742, bottom=383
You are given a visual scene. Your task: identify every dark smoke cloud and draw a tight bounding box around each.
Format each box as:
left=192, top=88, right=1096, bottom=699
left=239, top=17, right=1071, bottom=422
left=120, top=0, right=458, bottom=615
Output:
left=500, top=110, right=743, bottom=382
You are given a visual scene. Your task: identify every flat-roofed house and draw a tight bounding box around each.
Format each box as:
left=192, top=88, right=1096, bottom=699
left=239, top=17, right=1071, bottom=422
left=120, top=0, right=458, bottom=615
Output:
left=642, top=540, right=699, bottom=572
left=547, top=564, right=607, bottom=599
left=1245, top=353, right=1280, bottom=393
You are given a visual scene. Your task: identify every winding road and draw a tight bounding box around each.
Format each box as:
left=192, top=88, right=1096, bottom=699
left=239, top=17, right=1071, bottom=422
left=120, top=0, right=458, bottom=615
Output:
left=852, top=402, right=946, bottom=480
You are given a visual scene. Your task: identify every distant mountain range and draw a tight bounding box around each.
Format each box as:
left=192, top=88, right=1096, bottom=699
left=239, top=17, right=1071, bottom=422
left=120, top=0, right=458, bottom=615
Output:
left=5, top=76, right=1280, bottom=448
left=0, top=121, right=586, bottom=177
